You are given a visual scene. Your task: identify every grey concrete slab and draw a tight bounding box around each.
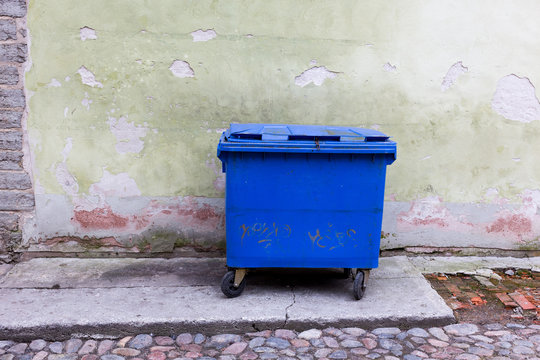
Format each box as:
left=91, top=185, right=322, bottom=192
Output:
left=0, top=258, right=227, bottom=288
left=409, top=256, right=540, bottom=274
left=0, top=263, right=12, bottom=277
left=0, top=286, right=293, bottom=340
left=0, top=256, right=455, bottom=340
left=0, top=256, right=421, bottom=289
left=371, top=256, right=423, bottom=279
left=287, top=277, right=454, bottom=330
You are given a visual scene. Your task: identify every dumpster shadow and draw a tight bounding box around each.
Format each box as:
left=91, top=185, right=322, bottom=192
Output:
left=96, top=258, right=353, bottom=297
left=98, top=258, right=226, bottom=287
left=246, top=268, right=353, bottom=295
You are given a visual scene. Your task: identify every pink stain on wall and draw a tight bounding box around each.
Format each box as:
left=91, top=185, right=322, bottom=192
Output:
left=398, top=190, right=540, bottom=243
left=483, top=189, right=540, bottom=240
left=398, top=196, right=454, bottom=229
left=157, top=196, right=224, bottom=230
left=73, top=205, right=130, bottom=230
left=71, top=197, right=224, bottom=234
left=486, top=214, right=532, bottom=235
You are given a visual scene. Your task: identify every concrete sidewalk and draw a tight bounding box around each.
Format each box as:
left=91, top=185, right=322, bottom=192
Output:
left=0, top=255, right=536, bottom=340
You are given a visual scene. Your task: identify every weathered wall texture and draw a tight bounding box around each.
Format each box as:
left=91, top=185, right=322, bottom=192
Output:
left=0, top=0, right=34, bottom=260
left=20, top=0, right=540, bottom=253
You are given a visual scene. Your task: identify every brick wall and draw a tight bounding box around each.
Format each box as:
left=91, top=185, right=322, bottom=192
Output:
left=0, top=0, right=33, bottom=260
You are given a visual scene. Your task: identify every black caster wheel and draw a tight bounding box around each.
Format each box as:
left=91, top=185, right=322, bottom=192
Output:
left=341, top=268, right=352, bottom=279
left=221, top=270, right=246, bottom=298
left=353, top=271, right=365, bottom=300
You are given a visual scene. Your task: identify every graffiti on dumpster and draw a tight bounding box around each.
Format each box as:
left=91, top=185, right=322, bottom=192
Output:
left=307, top=225, right=360, bottom=250
left=240, top=222, right=292, bottom=248
left=239, top=222, right=364, bottom=250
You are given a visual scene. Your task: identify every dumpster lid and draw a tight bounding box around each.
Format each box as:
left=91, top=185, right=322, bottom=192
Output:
left=226, top=123, right=390, bottom=142
left=218, top=123, right=397, bottom=160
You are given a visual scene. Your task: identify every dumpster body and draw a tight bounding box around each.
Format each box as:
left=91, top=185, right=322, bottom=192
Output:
left=217, top=123, right=397, bottom=299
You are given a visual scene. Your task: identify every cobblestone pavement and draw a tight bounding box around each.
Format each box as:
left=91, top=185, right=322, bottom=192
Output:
left=1, top=323, right=540, bottom=360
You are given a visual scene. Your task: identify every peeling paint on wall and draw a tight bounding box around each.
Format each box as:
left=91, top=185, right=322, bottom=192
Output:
left=74, top=205, right=130, bottom=230
left=81, top=92, right=92, bottom=111
left=80, top=27, right=97, bottom=41
left=71, top=196, right=224, bottom=233
left=486, top=214, right=532, bottom=236
left=25, top=0, right=540, bottom=252
left=77, top=66, right=103, bottom=88
left=61, top=138, right=73, bottom=162
left=89, top=170, right=141, bottom=198
left=169, top=60, right=194, bottom=78
left=190, top=29, right=217, bottom=42
left=31, top=194, right=227, bottom=252
left=54, top=138, right=79, bottom=197
left=55, top=163, right=79, bottom=197
left=47, top=78, right=61, bottom=88
left=294, top=66, right=338, bottom=87
left=398, top=196, right=455, bottom=228
left=484, top=188, right=507, bottom=204
left=205, top=158, right=225, bottom=193
left=383, top=63, right=397, bottom=73
left=485, top=190, right=540, bottom=241
left=107, top=116, right=148, bottom=154
left=396, top=190, right=540, bottom=244
left=491, top=74, right=540, bottom=123
left=441, top=61, right=468, bottom=92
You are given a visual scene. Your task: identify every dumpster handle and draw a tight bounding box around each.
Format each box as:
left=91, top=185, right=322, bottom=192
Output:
left=315, top=137, right=320, bottom=150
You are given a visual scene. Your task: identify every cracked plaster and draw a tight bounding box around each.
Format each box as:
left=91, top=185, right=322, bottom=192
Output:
left=441, top=61, right=468, bottom=92
left=80, top=27, right=97, bottom=41
left=24, top=1, right=540, bottom=251
left=77, top=66, right=103, bottom=88
left=169, top=60, right=194, bottom=78
left=190, top=29, right=217, bottom=42
left=492, top=74, right=540, bottom=123
left=294, top=66, right=338, bottom=87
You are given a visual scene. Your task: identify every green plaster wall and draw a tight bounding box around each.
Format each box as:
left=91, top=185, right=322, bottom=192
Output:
left=27, top=0, right=540, bottom=203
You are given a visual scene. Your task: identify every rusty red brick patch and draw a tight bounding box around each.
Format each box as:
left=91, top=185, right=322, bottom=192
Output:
left=73, top=206, right=129, bottom=230
left=426, top=269, right=539, bottom=325
left=69, top=197, right=225, bottom=234
left=44, top=236, right=123, bottom=248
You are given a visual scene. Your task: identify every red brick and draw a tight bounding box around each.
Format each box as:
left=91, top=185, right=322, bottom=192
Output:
left=443, top=283, right=461, bottom=295
left=495, top=293, right=518, bottom=308
left=509, top=292, right=536, bottom=310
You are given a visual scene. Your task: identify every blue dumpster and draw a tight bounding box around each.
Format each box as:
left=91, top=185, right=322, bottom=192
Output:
left=217, top=123, right=397, bottom=299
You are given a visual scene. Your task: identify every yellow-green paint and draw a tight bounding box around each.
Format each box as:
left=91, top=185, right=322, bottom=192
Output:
left=27, top=0, right=540, bottom=203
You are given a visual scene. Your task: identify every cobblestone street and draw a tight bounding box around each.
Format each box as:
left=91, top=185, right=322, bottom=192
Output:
left=1, top=323, right=540, bottom=360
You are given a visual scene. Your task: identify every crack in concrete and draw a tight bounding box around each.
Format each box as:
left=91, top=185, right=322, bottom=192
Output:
left=282, top=285, right=296, bottom=328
